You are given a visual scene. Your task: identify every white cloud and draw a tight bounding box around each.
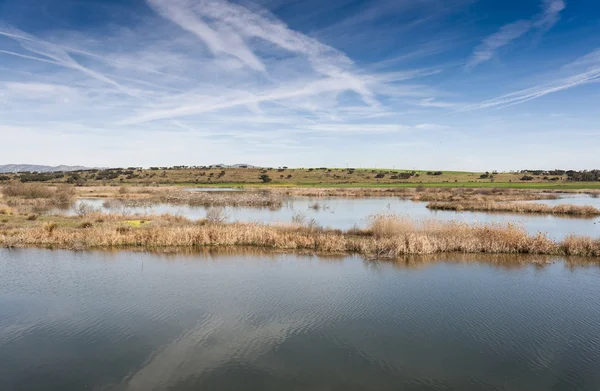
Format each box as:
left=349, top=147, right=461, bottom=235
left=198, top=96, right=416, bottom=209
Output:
left=415, top=123, right=449, bottom=130
left=415, top=97, right=457, bottom=108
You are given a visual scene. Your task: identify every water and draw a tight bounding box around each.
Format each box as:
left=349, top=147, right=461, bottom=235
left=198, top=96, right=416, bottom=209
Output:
left=68, top=196, right=600, bottom=240
left=527, top=194, right=600, bottom=207
left=1, top=248, right=600, bottom=390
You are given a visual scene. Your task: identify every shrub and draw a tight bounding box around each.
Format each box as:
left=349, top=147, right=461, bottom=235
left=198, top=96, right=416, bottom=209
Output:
left=116, top=226, right=131, bottom=234
left=2, top=183, right=54, bottom=198
left=43, top=222, right=57, bottom=234
left=53, top=186, right=76, bottom=204
left=259, top=174, right=272, bottom=183
left=206, top=207, right=228, bottom=223
left=520, top=175, right=534, bottom=181
left=75, top=202, right=98, bottom=217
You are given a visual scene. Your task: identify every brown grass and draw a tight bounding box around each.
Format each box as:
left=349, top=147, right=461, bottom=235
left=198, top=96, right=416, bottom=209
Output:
left=2, top=182, right=55, bottom=198
left=426, top=201, right=600, bottom=216
left=1, top=213, right=598, bottom=258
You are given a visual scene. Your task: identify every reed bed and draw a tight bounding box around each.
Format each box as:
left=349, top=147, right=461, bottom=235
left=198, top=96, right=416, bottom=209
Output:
left=1, top=183, right=76, bottom=213
left=1, top=213, right=598, bottom=258
left=407, top=187, right=559, bottom=202
left=426, top=201, right=600, bottom=216
left=273, top=187, right=559, bottom=202
left=148, top=189, right=283, bottom=208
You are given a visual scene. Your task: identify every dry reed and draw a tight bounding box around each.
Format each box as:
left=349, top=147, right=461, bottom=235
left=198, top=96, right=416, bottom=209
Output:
left=1, top=213, right=598, bottom=258
left=149, top=189, right=283, bottom=208
left=426, top=201, right=600, bottom=216
left=1, top=183, right=76, bottom=213
left=271, top=187, right=560, bottom=202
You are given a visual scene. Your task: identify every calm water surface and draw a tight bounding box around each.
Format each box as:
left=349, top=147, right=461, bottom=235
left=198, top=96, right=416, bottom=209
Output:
left=69, top=195, right=600, bottom=240
left=1, top=249, right=600, bottom=390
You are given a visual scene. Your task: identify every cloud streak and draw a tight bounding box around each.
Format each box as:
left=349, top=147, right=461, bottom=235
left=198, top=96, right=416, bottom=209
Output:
left=467, top=0, right=566, bottom=68
left=0, top=27, right=139, bottom=96
left=459, top=49, right=600, bottom=112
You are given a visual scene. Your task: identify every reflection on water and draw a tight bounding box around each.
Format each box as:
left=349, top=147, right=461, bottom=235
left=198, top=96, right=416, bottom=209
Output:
left=64, top=195, right=600, bottom=240
left=1, top=248, right=599, bottom=391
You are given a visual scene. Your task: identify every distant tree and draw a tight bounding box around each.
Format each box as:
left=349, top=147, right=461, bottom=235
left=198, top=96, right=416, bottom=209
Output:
left=259, top=174, right=272, bottom=183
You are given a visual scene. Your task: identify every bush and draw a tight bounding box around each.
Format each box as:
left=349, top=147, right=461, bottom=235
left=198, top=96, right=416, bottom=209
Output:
left=53, top=186, right=76, bottom=204
left=520, top=176, right=534, bottom=181
left=259, top=174, right=272, bottom=183
left=75, top=202, right=98, bottom=217
left=206, top=207, right=228, bottom=223
left=2, top=183, right=54, bottom=198
left=43, top=222, right=58, bottom=234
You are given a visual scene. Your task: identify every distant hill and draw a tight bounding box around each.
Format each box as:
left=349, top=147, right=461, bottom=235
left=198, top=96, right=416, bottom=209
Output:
left=0, top=164, right=91, bottom=173
left=209, top=163, right=259, bottom=168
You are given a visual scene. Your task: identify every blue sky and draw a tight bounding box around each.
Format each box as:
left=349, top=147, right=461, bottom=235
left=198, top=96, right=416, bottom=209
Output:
left=0, top=0, right=599, bottom=170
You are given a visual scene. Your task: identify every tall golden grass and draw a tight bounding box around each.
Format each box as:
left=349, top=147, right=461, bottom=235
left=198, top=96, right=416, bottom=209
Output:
left=426, top=201, right=600, bottom=216
left=1, top=213, right=598, bottom=258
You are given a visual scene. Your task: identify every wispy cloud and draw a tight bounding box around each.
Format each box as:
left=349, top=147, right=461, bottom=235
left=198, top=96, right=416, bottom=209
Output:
left=535, top=0, right=566, bottom=31
left=414, top=97, right=457, bottom=108
left=467, top=20, right=532, bottom=69
left=0, top=0, right=447, bottom=153
left=467, top=0, right=566, bottom=69
left=0, top=26, right=137, bottom=96
left=459, top=48, right=600, bottom=111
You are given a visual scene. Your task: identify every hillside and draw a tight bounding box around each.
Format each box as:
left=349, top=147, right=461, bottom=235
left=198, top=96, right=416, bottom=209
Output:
left=1, top=167, right=599, bottom=189
left=0, top=164, right=90, bottom=173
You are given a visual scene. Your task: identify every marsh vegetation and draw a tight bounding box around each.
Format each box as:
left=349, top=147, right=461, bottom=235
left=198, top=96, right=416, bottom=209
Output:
left=1, top=210, right=599, bottom=258
left=427, top=201, right=600, bottom=216
left=1, top=183, right=599, bottom=259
